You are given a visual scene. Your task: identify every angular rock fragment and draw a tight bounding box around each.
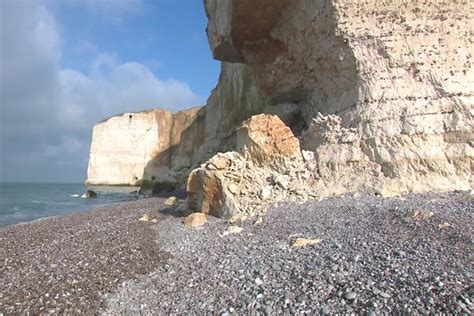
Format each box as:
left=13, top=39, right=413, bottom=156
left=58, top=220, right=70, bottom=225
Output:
left=228, top=212, right=248, bottom=225
left=138, top=214, right=150, bottom=222
left=184, top=213, right=207, bottom=228
left=164, top=196, right=178, bottom=206
left=438, top=222, right=453, bottom=229
left=223, top=225, right=243, bottom=235
left=236, top=114, right=302, bottom=165
left=410, top=210, right=434, bottom=221
left=186, top=152, right=241, bottom=219
left=291, top=238, right=323, bottom=248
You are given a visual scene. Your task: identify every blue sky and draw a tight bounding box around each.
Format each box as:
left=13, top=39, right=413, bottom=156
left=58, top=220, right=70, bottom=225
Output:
left=54, top=0, right=218, bottom=99
left=0, top=0, right=220, bottom=183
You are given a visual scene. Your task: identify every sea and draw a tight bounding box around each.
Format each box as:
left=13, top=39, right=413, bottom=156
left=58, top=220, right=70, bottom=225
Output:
left=0, top=183, right=138, bottom=227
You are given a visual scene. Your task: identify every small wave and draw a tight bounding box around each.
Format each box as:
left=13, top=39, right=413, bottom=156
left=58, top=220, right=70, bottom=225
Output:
left=70, top=194, right=80, bottom=197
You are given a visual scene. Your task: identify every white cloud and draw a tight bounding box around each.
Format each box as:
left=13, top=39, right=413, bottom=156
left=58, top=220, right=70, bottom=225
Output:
left=0, top=0, right=60, bottom=131
left=57, top=56, right=198, bottom=130
left=0, top=0, right=199, bottom=182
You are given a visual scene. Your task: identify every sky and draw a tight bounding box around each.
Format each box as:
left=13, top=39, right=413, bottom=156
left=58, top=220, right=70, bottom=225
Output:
left=0, top=0, right=220, bottom=183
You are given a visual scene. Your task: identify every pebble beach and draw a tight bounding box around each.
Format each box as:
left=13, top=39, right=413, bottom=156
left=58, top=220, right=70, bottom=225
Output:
left=1, top=191, right=473, bottom=314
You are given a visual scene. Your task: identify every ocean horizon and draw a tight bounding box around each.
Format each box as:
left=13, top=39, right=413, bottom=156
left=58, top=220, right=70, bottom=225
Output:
left=0, top=182, right=138, bottom=227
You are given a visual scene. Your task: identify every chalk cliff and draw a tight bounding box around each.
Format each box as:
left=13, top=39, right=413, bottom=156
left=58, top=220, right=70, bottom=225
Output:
left=86, top=107, right=205, bottom=186
left=202, top=0, right=473, bottom=199
left=87, top=0, right=472, bottom=206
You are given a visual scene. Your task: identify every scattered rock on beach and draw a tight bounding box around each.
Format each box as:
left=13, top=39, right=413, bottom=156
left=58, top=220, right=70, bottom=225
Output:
left=139, top=214, right=150, bottom=222
left=438, top=222, right=453, bottom=229
left=254, top=216, right=263, bottom=225
left=223, top=225, right=243, bottom=235
left=164, top=196, right=178, bottom=206
left=228, top=212, right=248, bottom=225
left=184, top=213, right=207, bottom=228
left=410, top=209, right=434, bottom=220
left=291, top=237, right=323, bottom=248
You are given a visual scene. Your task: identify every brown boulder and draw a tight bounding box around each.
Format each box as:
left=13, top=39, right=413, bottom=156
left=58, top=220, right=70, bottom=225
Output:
left=186, top=152, right=241, bottom=219
left=237, top=114, right=302, bottom=164
left=164, top=196, right=178, bottom=206
left=184, top=212, right=208, bottom=228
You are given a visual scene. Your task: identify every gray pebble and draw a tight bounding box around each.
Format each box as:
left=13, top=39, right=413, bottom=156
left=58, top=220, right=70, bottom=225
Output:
left=5, top=192, right=470, bottom=315
left=345, top=291, right=357, bottom=301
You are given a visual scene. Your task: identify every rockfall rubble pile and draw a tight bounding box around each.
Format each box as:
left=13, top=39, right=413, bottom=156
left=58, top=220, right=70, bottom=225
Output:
left=187, top=114, right=319, bottom=218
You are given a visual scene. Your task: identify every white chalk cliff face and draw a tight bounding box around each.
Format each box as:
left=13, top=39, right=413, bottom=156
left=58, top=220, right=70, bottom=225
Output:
left=87, top=0, right=472, bottom=202
left=204, top=0, right=473, bottom=196
left=86, top=106, right=207, bottom=186
left=86, top=110, right=172, bottom=186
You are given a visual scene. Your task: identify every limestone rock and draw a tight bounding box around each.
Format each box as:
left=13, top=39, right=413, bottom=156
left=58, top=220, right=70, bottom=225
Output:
left=139, top=214, right=150, bottom=222
left=184, top=213, right=207, bottom=228
left=291, top=238, right=323, bottom=248
left=186, top=115, right=308, bottom=218
left=169, top=107, right=206, bottom=175
left=254, top=217, right=263, bottom=225
left=228, top=212, right=248, bottom=225
left=438, top=222, right=453, bottom=229
left=86, top=109, right=173, bottom=186
left=237, top=114, right=302, bottom=164
left=204, top=0, right=473, bottom=197
left=259, top=186, right=272, bottom=199
left=202, top=62, right=267, bottom=160
left=301, top=150, right=315, bottom=162
left=410, top=210, right=434, bottom=221
left=86, top=107, right=206, bottom=187
left=186, top=152, right=242, bottom=219
left=164, top=196, right=178, bottom=206
left=223, top=225, right=243, bottom=235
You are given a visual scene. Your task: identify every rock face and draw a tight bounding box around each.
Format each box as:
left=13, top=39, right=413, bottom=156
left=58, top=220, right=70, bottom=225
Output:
left=203, top=0, right=473, bottom=198
left=86, top=107, right=205, bottom=186
left=88, top=0, right=472, bottom=210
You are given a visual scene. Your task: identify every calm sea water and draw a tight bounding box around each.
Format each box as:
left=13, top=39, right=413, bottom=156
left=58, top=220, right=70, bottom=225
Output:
left=0, top=183, right=138, bottom=227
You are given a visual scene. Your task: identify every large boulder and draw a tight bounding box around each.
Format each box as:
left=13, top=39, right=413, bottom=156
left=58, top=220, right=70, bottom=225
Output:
left=236, top=114, right=302, bottom=165
left=186, top=152, right=242, bottom=219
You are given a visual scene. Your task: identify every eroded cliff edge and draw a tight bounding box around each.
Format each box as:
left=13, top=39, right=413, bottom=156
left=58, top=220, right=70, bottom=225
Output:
left=86, top=107, right=205, bottom=186
left=86, top=62, right=268, bottom=187
left=87, top=0, right=472, bottom=212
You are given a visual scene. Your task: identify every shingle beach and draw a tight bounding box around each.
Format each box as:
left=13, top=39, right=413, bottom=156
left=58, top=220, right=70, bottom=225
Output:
left=1, top=192, right=473, bottom=314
